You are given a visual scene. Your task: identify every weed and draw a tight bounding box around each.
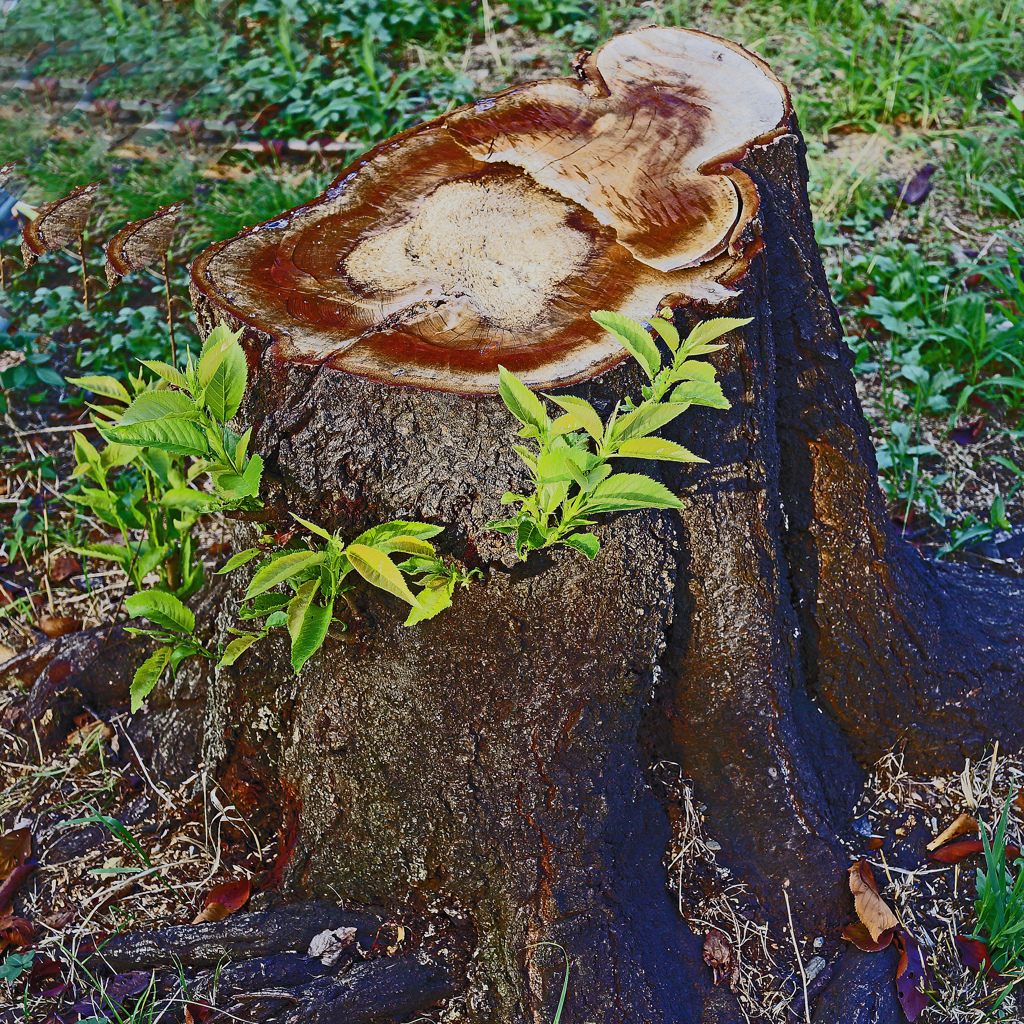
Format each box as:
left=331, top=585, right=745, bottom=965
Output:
left=974, top=796, right=1024, bottom=983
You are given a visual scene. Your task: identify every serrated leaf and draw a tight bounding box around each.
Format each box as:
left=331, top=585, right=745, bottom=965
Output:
left=670, top=380, right=730, bottom=409
left=647, top=316, right=680, bottom=351
left=681, top=317, right=751, bottom=352
left=591, top=311, right=661, bottom=380
left=289, top=597, right=333, bottom=674
left=198, top=325, right=244, bottom=386
left=215, top=548, right=261, bottom=574
left=544, top=394, right=603, bottom=441
left=498, top=365, right=551, bottom=434
left=352, top=520, right=443, bottom=548
left=131, top=647, right=172, bottom=713
left=290, top=513, right=332, bottom=540
left=125, top=590, right=195, bottom=634
left=584, top=473, right=685, bottom=512
left=99, top=440, right=140, bottom=470
left=239, top=592, right=292, bottom=618
left=612, top=437, right=707, bottom=463
left=404, top=576, right=456, bottom=626
left=563, top=532, right=600, bottom=558
left=246, top=550, right=326, bottom=600
left=138, top=360, right=188, bottom=389
left=671, top=360, right=717, bottom=383
left=66, top=374, right=130, bottom=403
left=70, top=542, right=131, bottom=566
left=160, top=488, right=212, bottom=511
left=346, top=543, right=421, bottom=607
left=116, top=389, right=199, bottom=426
left=610, top=403, right=689, bottom=443
left=381, top=535, right=437, bottom=557
left=204, top=337, right=247, bottom=421
left=107, top=417, right=209, bottom=457
left=219, top=635, right=261, bottom=667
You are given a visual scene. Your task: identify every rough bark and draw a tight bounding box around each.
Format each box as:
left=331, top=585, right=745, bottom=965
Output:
left=116, top=35, right=1024, bottom=1024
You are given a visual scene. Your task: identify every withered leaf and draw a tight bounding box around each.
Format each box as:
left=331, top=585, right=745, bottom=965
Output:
left=0, top=828, right=31, bottom=880
left=21, top=181, right=100, bottom=266
left=1014, top=788, right=1024, bottom=819
left=191, top=877, right=250, bottom=923
left=848, top=859, right=899, bottom=942
left=0, top=862, right=35, bottom=915
left=926, top=812, right=977, bottom=851
left=702, top=927, right=738, bottom=991
left=894, top=928, right=929, bottom=1021
left=48, top=553, right=81, bottom=582
left=841, top=921, right=895, bottom=952
left=105, top=201, right=183, bottom=287
left=0, top=914, right=33, bottom=952
left=929, top=840, right=1022, bottom=864
left=38, top=614, right=82, bottom=639
left=955, top=935, right=1002, bottom=981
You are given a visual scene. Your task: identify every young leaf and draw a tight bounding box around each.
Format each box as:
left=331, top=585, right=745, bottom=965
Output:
left=670, top=360, right=717, bottom=383
left=544, top=394, right=604, bottom=441
left=681, top=317, right=751, bottom=352
left=497, top=365, right=551, bottom=435
left=138, top=360, right=188, bottom=389
left=289, top=597, right=333, bottom=674
left=125, top=590, right=195, bottom=634
left=287, top=578, right=320, bottom=645
left=70, top=542, right=131, bottom=567
left=563, top=532, right=600, bottom=559
left=246, top=550, right=326, bottom=600
left=130, top=647, right=172, bottom=713
left=404, top=576, right=456, bottom=626
left=66, top=374, right=131, bottom=404
left=345, top=544, right=421, bottom=607
left=204, top=338, right=248, bottom=421
left=647, top=316, right=680, bottom=351
left=235, top=428, right=252, bottom=467
left=379, top=536, right=437, bottom=557
left=106, top=417, right=209, bottom=457
left=670, top=380, right=729, bottom=409
left=590, top=311, right=661, bottom=381
left=169, top=642, right=198, bottom=676
left=352, top=520, right=443, bottom=548
left=290, top=513, right=332, bottom=540
left=214, top=548, right=261, bottom=574
left=197, top=325, right=244, bottom=386
left=115, top=389, right=199, bottom=426
left=584, top=473, right=685, bottom=512
left=239, top=592, right=292, bottom=619
left=612, top=437, right=707, bottom=463
left=220, top=634, right=262, bottom=667
left=610, top=403, right=689, bottom=444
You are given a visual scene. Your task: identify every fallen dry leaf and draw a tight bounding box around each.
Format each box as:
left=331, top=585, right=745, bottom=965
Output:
left=702, top=927, right=738, bottom=991
left=0, top=914, right=33, bottom=952
left=0, top=862, right=35, bottom=914
left=841, top=921, right=895, bottom=952
left=1014, top=789, right=1024, bottom=819
left=926, top=812, right=978, bottom=851
left=955, top=935, right=1002, bottom=981
left=0, top=828, right=31, bottom=879
left=895, top=928, right=929, bottom=1022
left=849, top=859, right=899, bottom=942
left=929, top=840, right=1021, bottom=864
left=308, top=926, right=356, bottom=966
left=191, top=877, right=250, bottom=923
left=48, top=553, right=81, bottom=582
left=37, top=614, right=82, bottom=639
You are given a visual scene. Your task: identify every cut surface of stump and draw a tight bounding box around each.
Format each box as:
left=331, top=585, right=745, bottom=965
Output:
left=190, top=27, right=789, bottom=392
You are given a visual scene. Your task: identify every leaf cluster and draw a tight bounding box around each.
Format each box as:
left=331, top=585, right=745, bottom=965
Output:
left=974, top=797, right=1024, bottom=983
left=489, top=311, right=747, bottom=560
left=226, top=516, right=479, bottom=675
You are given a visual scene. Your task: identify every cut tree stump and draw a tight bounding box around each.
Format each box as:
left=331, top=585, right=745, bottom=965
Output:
left=155, top=26, right=1024, bottom=1023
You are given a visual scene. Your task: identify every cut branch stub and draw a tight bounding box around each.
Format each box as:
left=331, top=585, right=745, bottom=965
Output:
left=191, top=27, right=790, bottom=393
left=20, top=181, right=100, bottom=267
left=105, top=200, right=183, bottom=287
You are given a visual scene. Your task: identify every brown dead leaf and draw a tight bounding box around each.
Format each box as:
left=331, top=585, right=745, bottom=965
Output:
left=0, top=828, right=31, bottom=880
left=0, top=914, right=33, bottom=952
left=191, top=877, right=250, bottom=923
left=926, top=812, right=977, bottom=851
left=929, top=840, right=1021, bottom=864
left=37, top=614, right=82, bottom=638
left=842, top=921, right=895, bottom=951
left=849, top=859, right=899, bottom=942
left=66, top=718, right=114, bottom=747
left=1014, top=789, right=1024, bottom=819
left=702, top=927, right=738, bottom=991
left=48, top=552, right=81, bottom=582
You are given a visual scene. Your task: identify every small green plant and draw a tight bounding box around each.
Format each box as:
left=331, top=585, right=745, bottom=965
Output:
left=0, top=950, right=35, bottom=985
left=973, top=796, right=1024, bottom=984
left=228, top=515, right=478, bottom=674
left=490, top=310, right=744, bottom=560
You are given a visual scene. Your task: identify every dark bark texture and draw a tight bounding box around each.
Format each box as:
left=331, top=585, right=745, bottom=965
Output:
left=158, top=125, right=1024, bottom=1024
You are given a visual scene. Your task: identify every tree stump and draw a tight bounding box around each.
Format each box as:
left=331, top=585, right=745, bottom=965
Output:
left=168, top=27, right=1024, bottom=1024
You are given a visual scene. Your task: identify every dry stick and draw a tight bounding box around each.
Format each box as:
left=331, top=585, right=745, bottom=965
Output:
left=79, top=229, right=89, bottom=311
left=784, top=890, right=811, bottom=1024
left=161, top=253, right=176, bottom=365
